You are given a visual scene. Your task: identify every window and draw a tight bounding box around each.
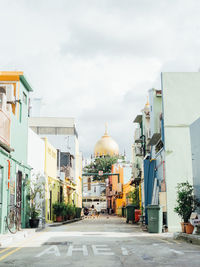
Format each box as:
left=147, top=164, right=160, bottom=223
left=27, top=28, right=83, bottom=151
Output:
left=11, top=83, right=16, bottom=115
left=88, top=178, right=91, bottom=191
left=23, top=92, right=27, bottom=104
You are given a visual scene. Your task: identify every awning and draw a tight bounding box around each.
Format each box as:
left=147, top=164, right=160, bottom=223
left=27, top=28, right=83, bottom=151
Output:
left=133, top=115, right=142, bottom=123
left=148, top=133, right=161, bottom=146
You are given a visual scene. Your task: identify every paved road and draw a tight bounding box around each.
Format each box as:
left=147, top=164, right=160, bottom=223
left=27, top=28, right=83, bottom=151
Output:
left=0, top=215, right=200, bottom=267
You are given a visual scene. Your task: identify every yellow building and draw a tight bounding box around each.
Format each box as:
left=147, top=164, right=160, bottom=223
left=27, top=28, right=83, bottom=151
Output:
left=44, top=138, right=60, bottom=222
left=74, top=143, right=83, bottom=208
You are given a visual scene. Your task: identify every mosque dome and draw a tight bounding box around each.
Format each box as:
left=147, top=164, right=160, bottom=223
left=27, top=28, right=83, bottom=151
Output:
left=94, top=126, right=119, bottom=157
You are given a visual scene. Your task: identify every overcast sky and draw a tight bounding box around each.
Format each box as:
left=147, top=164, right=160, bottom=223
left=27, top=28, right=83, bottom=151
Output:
left=1, top=0, right=200, bottom=159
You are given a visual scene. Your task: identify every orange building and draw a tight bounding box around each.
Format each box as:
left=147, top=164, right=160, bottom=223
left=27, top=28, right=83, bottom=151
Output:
left=106, top=164, right=124, bottom=214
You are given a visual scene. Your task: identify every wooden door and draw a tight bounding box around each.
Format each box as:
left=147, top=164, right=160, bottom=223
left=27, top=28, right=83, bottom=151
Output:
left=49, top=191, right=52, bottom=221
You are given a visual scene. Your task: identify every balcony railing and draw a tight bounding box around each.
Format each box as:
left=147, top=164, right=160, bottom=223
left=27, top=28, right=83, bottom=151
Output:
left=0, top=108, right=10, bottom=147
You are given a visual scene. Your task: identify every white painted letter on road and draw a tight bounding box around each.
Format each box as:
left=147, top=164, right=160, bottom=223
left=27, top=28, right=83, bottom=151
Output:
left=35, top=246, right=61, bottom=257
left=66, top=245, right=88, bottom=256
left=121, top=247, right=129, bottom=256
left=92, top=245, right=114, bottom=256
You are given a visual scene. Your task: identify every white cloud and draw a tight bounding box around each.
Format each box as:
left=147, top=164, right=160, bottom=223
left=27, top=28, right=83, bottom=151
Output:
left=1, top=0, right=200, bottom=158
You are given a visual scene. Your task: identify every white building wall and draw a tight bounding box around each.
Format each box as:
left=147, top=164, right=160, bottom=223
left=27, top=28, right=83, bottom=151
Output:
left=83, top=176, right=106, bottom=197
left=190, top=118, right=200, bottom=207
left=39, top=134, right=75, bottom=155
left=27, top=128, right=45, bottom=218
left=162, top=72, right=200, bottom=232
left=28, top=128, right=45, bottom=177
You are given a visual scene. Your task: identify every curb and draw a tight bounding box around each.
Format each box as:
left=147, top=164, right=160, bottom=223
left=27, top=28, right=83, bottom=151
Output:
left=173, top=232, right=200, bottom=245
left=48, top=217, right=82, bottom=227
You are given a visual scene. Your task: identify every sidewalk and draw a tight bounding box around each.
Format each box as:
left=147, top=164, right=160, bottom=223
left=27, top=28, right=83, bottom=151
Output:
left=0, top=228, right=37, bottom=247
left=0, top=218, right=83, bottom=247
left=47, top=217, right=82, bottom=227
left=174, top=232, right=200, bottom=245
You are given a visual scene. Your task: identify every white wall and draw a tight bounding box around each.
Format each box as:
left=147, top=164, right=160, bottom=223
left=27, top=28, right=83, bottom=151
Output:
left=39, top=134, right=75, bottom=155
left=162, top=72, right=200, bottom=232
left=190, top=118, right=200, bottom=207
left=28, top=128, right=45, bottom=217
left=28, top=128, right=45, bottom=177
left=83, top=176, right=106, bottom=197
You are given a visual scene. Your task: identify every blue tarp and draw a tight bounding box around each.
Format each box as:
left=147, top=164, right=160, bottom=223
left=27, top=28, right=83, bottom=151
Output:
left=144, top=159, right=156, bottom=224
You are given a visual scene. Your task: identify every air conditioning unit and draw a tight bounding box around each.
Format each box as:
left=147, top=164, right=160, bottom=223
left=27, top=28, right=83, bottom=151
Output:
left=0, top=93, right=6, bottom=111
left=0, top=85, right=7, bottom=111
left=6, top=84, right=15, bottom=103
left=135, top=146, right=143, bottom=157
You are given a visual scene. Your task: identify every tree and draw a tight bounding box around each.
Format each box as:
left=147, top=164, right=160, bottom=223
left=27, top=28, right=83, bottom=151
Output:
left=83, top=155, right=118, bottom=181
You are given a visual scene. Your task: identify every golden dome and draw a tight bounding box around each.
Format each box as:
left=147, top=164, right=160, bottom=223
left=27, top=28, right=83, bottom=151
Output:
left=94, top=126, right=119, bottom=157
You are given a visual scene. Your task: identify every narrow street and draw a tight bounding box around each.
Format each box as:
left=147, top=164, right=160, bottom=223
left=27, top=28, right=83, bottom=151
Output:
left=0, top=216, right=200, bottom=267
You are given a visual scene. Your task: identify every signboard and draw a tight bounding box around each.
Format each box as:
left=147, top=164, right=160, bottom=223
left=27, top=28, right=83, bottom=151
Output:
left=190, top=212, right=200, bottom=226
left=191, top=219, right=200, bottom=226
left=98, top=171, right=103, bottom=176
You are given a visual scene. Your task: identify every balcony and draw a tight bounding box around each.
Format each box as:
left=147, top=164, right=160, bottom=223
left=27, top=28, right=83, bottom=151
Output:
left=135, top=145, right=143, bottom=157
left=0, top=108, right=10, bottom=149
left=60, top=165, right=74, bottom=181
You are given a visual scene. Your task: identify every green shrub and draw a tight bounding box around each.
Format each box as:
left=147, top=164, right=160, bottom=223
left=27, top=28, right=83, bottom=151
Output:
left=75, top=207, right=82, bottom=218
left=128, top=187, right=140, bottom=208
left=174, top=182, right=200, bottom=223
left=53, top=202, right=65, bottom=217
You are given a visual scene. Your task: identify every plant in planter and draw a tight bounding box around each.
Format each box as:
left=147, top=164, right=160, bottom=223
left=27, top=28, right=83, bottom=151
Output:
left=27, top=175, right=45, bottom=228
left=174, top=181, right=200, bottom=234
left=29, top=207, right=40, bottom=228
left=53, top=202, right=65, bottom=222
left=128, top=186, right=140, bottom=208
left=65, top=204, right=76, bottom=220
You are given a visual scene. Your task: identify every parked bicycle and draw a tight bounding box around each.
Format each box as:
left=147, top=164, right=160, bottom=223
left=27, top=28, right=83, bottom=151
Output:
left=5, top=203, right=21, bottom=234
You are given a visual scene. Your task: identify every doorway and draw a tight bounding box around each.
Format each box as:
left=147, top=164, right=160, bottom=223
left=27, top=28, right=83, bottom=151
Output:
left=49, top=191, right=52, bottom=221
left=16, top=171, right=22, bottom=228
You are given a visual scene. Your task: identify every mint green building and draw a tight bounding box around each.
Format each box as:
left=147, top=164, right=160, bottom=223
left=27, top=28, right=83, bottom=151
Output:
left=0, top=71, right=33, bottom=234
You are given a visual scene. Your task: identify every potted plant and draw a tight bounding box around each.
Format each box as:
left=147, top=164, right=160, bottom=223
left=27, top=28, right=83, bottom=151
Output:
left=29, top=207, right=40, bottom=228
left=27, top=175, right=45, bottom=228
left=65, top=204, right=76, bottom=220
left=128, top=187, right=140, bottom=208
left=174, top=181, right=200, bottom=234
left=126, top=187, right=140, bottom=223
left=53, top=202, right=65, bottom=222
